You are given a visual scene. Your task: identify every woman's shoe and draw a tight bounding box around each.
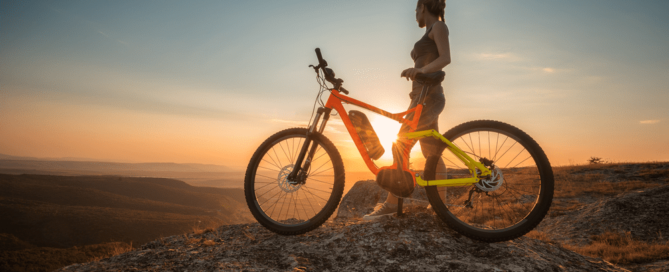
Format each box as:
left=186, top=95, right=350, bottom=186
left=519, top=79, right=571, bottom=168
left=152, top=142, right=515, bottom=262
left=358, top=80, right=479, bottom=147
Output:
left=362, top=202, right=398, bottom=221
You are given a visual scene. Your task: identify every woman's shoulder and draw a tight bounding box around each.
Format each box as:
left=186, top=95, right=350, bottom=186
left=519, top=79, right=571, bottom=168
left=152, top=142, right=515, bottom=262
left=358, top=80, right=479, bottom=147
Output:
left=432, top=21, right=449, bottom=35
left=429, top=21, right=449, bottom=39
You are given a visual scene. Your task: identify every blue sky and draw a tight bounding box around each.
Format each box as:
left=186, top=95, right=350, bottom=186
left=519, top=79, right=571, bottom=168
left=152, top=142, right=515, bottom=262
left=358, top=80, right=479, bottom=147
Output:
left=1, top=0, right=668, bottom=170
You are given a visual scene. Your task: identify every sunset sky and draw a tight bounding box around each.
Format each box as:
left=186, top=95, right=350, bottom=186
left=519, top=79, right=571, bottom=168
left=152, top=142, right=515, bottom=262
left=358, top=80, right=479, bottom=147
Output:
left=1, top=0, right=668, bottom=171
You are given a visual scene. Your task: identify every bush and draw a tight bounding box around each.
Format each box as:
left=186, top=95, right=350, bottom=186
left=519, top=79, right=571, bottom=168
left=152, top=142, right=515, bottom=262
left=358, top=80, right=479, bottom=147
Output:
left=588, top=157, right=605, bottom=164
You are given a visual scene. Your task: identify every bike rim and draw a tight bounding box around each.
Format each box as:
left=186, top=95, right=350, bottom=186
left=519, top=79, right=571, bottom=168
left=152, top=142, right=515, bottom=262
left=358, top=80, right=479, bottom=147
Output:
left=434, top=128, right=543, bottom=231
left=252, top=135, right=337, bottom=227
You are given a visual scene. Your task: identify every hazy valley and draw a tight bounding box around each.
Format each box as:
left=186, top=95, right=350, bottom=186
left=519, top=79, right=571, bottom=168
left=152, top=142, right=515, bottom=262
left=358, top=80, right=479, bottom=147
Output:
left=2, top=157, right=668, bottom=271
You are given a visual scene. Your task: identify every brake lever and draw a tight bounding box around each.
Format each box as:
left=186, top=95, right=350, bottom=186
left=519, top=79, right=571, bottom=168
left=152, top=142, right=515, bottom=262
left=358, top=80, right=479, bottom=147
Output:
left=308, top=64, right=320, bottom=74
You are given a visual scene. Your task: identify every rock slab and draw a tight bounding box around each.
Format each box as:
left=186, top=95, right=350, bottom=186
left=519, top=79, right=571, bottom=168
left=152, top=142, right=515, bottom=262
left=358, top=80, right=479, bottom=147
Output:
left=60, top=206, right=626, bottom=272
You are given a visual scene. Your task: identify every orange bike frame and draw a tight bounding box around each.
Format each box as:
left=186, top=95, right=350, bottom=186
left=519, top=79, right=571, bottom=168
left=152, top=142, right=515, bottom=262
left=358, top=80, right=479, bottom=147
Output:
left=323, top=89, right=422, bottom=176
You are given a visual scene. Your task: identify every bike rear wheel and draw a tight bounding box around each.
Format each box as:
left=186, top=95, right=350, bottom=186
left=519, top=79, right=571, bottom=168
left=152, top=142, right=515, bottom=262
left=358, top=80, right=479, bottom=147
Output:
left=244, top=128, right=345, bottom=235
left=424, top=120, right=554, bottom=242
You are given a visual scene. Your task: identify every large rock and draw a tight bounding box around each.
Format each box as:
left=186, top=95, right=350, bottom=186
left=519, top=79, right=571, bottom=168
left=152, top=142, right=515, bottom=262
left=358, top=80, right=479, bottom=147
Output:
left=336, top=180, right=429, bottom=219
left=538, top=185, right=669, bottom=245
left=59, top=206, right=627, bottom=272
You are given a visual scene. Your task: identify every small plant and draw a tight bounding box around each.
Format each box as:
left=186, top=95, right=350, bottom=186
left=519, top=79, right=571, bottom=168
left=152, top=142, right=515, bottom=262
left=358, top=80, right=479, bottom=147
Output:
left=588, top=157, right=604, bottom=164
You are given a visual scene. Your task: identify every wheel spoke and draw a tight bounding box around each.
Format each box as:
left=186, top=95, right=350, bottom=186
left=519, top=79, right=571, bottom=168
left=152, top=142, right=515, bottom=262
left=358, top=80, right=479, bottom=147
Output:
left=509, top=155, right=533, bottom=169
left=310, top=166, right=334, bottom=177
left=423, top=122, right=552, bottom=239
left=262, top=158, right=282, bottom=171
left=502, top=147, right=527, bottom=169
left=246, top=129, right=343, bottom=232
left=271, top=147, right=283, bottom=169
left=278, top=141, right=291, bottom=166
left=477, top=131, right=482, bottom=159
left=493, top=136, right=509, bottom=162
left=468, top=133, right=477, bottom=157
left=303, top=186, right=328, bottom=202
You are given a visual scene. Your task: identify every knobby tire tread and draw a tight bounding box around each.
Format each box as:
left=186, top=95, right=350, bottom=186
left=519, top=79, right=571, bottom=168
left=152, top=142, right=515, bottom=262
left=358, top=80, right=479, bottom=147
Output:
left=244, top=127, right=345, bottom=235
left=424, top=120, right=554, bottom=242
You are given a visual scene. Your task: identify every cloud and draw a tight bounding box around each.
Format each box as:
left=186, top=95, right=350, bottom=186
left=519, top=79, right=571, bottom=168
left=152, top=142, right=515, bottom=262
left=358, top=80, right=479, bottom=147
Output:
left=542, top=67, right=555, bottom=73
left=270, top=119, right=309, bottom=126
left=270, top=118, right=346, bottom=134
left=97, top=30, right=110, bottom=38
left=477, top=53, right=514, bottom=60
left=639, top=120, right=660, bottom=124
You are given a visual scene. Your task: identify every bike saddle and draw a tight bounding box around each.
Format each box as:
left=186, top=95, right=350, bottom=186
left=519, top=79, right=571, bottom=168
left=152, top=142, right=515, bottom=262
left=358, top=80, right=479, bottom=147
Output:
left=415, top=71, right=445, bottom=85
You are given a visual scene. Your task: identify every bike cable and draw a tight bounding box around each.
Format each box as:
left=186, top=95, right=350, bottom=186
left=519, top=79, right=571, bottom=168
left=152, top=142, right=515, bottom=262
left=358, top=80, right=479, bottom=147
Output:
left=306, top=69, right=329, bottom=129
left=307, top=67, right=343, bottom=130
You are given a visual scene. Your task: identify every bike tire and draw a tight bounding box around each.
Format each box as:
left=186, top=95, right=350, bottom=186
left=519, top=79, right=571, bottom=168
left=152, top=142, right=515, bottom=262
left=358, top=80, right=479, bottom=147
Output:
left=424, top=120, right=554, bottom=242
left=244, top=127, right=345, bottom=235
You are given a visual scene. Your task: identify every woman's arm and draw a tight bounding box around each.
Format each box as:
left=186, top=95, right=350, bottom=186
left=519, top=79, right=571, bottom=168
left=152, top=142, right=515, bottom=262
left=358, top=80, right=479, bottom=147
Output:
left=401, top=22, right=451, bottom=80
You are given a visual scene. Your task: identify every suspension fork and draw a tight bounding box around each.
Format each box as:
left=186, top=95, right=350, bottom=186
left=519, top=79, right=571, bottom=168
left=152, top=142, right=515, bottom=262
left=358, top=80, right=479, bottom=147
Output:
left=287, top=107, right=332, bottom=183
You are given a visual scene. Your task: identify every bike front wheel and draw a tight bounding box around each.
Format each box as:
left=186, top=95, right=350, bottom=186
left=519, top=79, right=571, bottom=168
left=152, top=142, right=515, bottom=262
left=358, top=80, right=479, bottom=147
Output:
left=244, top=128, right=345, bottom=235
left=424, top=120, right=554, bottom=242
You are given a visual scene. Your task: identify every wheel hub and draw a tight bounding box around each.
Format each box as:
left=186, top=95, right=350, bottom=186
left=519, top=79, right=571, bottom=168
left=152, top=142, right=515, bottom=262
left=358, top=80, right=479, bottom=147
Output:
left=475, top=165, right=504, bottom=192
left=278, top=164, right=302, bottom=193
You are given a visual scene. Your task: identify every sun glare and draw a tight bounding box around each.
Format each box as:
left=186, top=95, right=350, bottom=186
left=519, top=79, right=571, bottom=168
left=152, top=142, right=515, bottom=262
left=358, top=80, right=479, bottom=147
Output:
left=369, top=115, right=428, bottom=170
left=370, top=117, right=402, bottom=161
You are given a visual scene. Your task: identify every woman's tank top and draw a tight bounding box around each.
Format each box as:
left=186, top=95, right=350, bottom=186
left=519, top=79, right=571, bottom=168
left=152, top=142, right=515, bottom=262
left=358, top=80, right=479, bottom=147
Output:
left=410, top=22, right=447, bottom=99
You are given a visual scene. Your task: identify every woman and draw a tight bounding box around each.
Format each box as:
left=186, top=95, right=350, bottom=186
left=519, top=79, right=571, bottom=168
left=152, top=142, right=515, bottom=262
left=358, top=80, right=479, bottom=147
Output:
left=364, top=0, right=450, bottom=220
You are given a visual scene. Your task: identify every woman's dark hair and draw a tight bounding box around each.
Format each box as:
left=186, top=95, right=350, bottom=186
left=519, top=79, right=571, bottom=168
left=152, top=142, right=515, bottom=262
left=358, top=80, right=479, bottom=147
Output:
left=418, top=0, right=446, bottom=22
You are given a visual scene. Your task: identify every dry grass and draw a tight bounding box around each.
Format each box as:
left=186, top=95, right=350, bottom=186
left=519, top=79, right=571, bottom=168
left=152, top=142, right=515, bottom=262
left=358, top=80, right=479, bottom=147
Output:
left=201, top=239, right=217, bottom=246
left=90, top=242, right=133, bottom=262
left=547, top=199, right=584, bottom=218
left=526, top=230, right=554, bottom=244
left=543, top=163, right=667, bottom=218
left=565, top=232, right=669, bottom=265
left=1, top=241, right=134, bottom=272
left=191, top=220, right=219, bottom=235
left=556, top=179, right=659, bottom=198
left=553, top=166, right=660, bottom=198
left=638, top=168, right=669, bottom=179
left=185, top=238, right=201, bottom=245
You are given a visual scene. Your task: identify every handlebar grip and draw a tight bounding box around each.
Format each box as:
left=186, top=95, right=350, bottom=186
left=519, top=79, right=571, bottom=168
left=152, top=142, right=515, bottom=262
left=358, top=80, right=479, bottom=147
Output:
left=340, top=87, right=350, bottom=95
left=315, top=48, right=327, bottom=67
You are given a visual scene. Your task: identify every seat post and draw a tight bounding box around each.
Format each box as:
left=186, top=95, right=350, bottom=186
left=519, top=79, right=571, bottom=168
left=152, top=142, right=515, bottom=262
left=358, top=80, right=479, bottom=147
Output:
left=397, top=197, right=403, bottom=216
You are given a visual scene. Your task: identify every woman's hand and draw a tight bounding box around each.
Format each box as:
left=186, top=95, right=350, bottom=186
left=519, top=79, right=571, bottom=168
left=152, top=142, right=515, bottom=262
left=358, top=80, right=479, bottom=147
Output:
left=401, top=67, right=424, bottom=81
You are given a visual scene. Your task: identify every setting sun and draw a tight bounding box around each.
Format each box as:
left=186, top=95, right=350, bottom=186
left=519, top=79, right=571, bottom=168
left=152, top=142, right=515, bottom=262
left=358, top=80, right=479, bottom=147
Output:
left=367, top=114, right=427, bottom=170
left=369, top=116, right=401, bottom=161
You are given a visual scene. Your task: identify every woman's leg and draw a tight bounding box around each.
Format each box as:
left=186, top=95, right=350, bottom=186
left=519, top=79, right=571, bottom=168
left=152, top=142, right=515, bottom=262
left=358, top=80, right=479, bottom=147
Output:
left=384, top=91, right=446, bottom=204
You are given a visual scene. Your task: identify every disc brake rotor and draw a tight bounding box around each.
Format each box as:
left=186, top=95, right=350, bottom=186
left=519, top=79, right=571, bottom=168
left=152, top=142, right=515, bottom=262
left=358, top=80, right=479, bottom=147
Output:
left=475, top=165, right=504, bottom=192
left=277, top=164, right=302, bottom=193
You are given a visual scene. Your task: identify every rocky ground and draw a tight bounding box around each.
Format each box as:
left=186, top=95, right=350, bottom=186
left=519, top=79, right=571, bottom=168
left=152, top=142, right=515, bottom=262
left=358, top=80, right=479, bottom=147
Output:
left=537, top=185, right=669, bottom=246
left=59, top=205, right=626, bottom=272
left=58, top=163, right=669, bottom=272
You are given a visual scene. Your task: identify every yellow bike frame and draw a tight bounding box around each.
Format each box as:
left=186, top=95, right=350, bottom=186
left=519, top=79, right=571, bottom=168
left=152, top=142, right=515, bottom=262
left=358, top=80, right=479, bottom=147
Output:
left=323, top=89, right=491, bottom=187
left=404, top=129, right=491, bottom=187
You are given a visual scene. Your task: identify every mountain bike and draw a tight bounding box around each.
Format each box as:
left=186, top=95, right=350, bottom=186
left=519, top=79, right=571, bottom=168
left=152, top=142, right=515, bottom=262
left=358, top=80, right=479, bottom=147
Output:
left=244, top=48, right=554, bottom=242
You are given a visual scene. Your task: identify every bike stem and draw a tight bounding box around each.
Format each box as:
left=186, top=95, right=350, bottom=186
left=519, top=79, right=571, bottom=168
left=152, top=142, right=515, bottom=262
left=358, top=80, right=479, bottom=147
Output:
left=288, top=107, right=332, bottom=183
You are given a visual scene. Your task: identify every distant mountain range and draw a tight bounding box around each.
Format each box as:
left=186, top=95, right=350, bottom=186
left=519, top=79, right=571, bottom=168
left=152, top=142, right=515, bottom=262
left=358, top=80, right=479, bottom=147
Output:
left=0, top=173, right=255, bottom=271
left=0, top=153, right=101, bottom=162
left=0, top=153, right=232, bottom=174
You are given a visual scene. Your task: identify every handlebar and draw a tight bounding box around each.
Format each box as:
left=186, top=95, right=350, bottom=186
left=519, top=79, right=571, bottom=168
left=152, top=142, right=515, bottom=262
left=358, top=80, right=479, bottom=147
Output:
left=312, top=48, right=442, bottom=96
left=312, top=48, right=348, bottom=94
left=315, top=48, right=327, bottom=67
